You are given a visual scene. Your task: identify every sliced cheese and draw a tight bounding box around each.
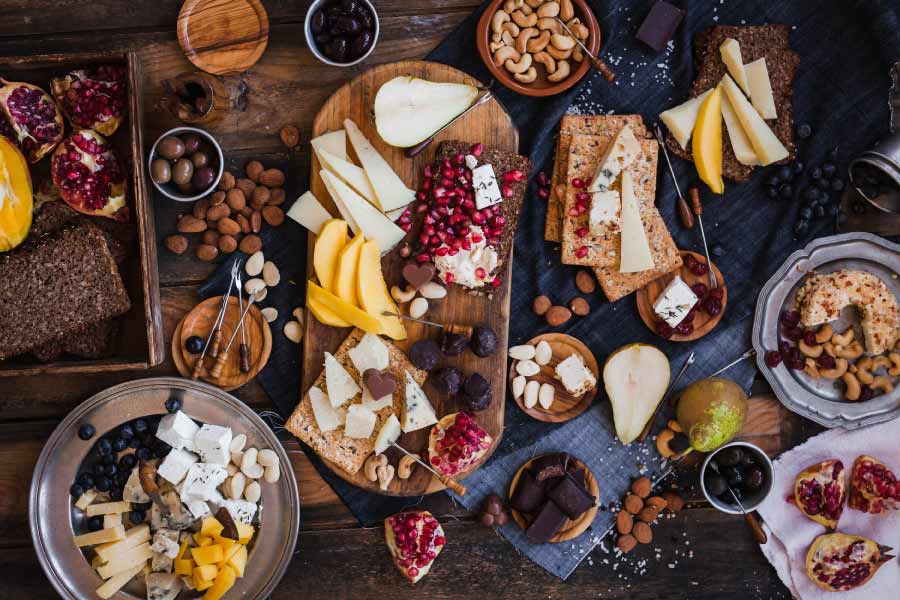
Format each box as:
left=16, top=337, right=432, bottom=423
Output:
left=720, top=74, right=789, bottom=166
left=95, top=523, right=151, bottom=562
left=348, top=332, right=390, bottom=376
left=374, top=414, right=402, bottom=454
left=618, top=170, right=654, bottom=273
left=96, top=541, right=153, bottom=579
left=309, top=386, right=345, bottom=432
left=745, top=57, right=777, bottom=119
left=320, top=168, right=359, bottom=233
left=96, top=562, right=145, bottom=599
left=74, top=489, right=98, bottom=511
left=324, top=351, right=361, bottom=407
left=719, top=38, right=750, bottom=96
left=588, top=124, right=641, bottom=192
left=660, top=89, right=713, bottom=150
left=287, top=191, right=333, bottom=235
left=721, top=93, right=760, bottom=166
left=318, top=147, right=378, bottom=205
left=344, top=118, right=415, bottom=212
left=321, top=170, right=406, bottom=254
left=311, top=130, right=347, bottom=162
left=344, top=404, right=377, bottom=439
left=400, top=371, right=437, bottom=433
left=85, top=501, right=132, bottom=517
left=74, top=525, right=126, bottom=547
left=103, top=513, right=122, bottom=529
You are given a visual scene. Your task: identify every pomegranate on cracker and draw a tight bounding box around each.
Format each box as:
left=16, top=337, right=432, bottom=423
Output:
left=0, top=79, right=64, bottom=163
left=848, top=454, right=900, bottom=514
left=51, top=129, right=128, bottom=221
left=805, top=532, right=893, bottom=592
left=793, top=459, right=846, bottom=530
left=384, top=510, right=445, bottom=583
left=427, top=411, right=492, bottom=478
left=51, top=65, right=127, bottom=136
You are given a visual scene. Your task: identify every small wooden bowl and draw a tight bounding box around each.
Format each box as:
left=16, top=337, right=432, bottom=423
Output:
left=636, top=251, right=727, bottom=342
left=476, top=0, right=601, bottom=97
left=177, top=0, right=269, bottom=75
left=508, top=453, right=599, bottom=543
left=508, top=333, right=599, bottom=422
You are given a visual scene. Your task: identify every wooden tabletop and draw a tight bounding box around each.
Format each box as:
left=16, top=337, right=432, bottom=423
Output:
left=0, top=1, right=816, bottom=597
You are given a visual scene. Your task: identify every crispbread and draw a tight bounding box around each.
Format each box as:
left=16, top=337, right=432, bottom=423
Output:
left=286, top=329, right=427, bottom=475
left=545, top=115, right=648, bottom=242
left=593, top=248, right=683, bottom=303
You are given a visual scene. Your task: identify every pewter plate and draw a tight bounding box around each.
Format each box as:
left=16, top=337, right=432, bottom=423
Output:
left=29, top=377, right=300, bottom=599
left=752, top=233, right=900, bottom=429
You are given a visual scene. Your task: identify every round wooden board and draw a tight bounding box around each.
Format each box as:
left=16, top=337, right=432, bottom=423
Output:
left=177, top=0, right=269, bottom=75
left=172, top=296, right=272, bottom=390
left=303, top=60, right=518, bottom=496
left=508, top=454, right=600, bottom=543
left=636, top=250, right=727, bottom=342
left=509, top=334, right=599, bottom=423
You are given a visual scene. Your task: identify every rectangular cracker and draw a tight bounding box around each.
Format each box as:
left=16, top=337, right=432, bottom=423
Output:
left=286, top=329, right=427, bottom=475
left=545, top=115, right=648, bottom=242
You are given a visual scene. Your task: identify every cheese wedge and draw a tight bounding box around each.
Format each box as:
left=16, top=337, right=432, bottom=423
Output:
left=307, top=281, right=385, bottom=335
left=344, top=404, right=377, bottom=439
left=588, top=124, right=641, bottom=192
left=720, top=74, right=789, bottom=166
left=318, top=147, right=378, bottom=205
left=618, top=170, right=654, bottom=273
left=287, top=191, right=333, bottom=235
left=374, top=414, right=402, bottom=454
left=659, top=89, right=713, bottom=150
left=321, top=170, right=406, bottom=254
left=96, top=562, right=145, bottom=599
left=348, top=332, right=390, bottom=375
left=309, top=386, right=345, bottom=432
left=401, top=371, right=438, bottom=432
left=324, top=351, right=361, bottom=407
left=745, top=58, right=777, bottom=119
left=344, top=119, right=415, bottom=212
left=721, top=93, right=760, bottom=166
left=311, top=130, right=347, bottom=162
left=320, top=168, right=359, bottom=233
left=85, top=501, right=131, bottom=517
left=74, top=525, right=126, bottom=547
left=96, top=541, right=153, bottom=579
left=95, top=524, right=151, bottom=561
left=719, top=38, right=750, bottom=96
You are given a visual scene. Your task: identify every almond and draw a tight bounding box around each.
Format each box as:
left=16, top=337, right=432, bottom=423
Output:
left=638, top=506, right=659, bottom=523
left=218, top=171, right=236, bottom=191
left=239, top=234, right=262, bottom=254
left=616, top=510, right=633, bottom=534
left=251, top=186, right=270, bottom=208
left=632, top=522, right=652, bottom=544
left=262, top=206, right=285, bottom=226
left=196, top=244, right=218, bottom=261
left=236, top=213, right=250, bottom=234
left=280, top=125, right=300, bottom=148
left=631, top=476, right=652, bottom=499
left=624, top=493, right=643, bottom=515
left=226, top=188, right=246, bottom=211
left=239, top=206, right=253, bottom=218
left=569, top=297, right=590, bottom=316
left=192, top=196, right=209, bottom=219
left=646, top=496, right=668, bottom=512
left=545, top=305, right=571, bottom=327
left=251, top=210, right=262, bottom=233
left=259, top=168, right=285, bottom=187
left=176, top=215, right=207, bottom=233
left=164, top=234, right=188, bottom=254
left=217, top=217, right=241, bottom=235
left=617, top=534, right=637, bottom=553
left=201, top=230, right=220, bottom=246
left=209, top=190, right=226, bottom=206
left=218, top=234, right=238, bottom=253
left=662, top=491, right=684, bottom=513
left=245, top=160, right=264, bottom=183
left=205, top=203, right=230, bottom=221
left=575, top=269, right=596, bottom=294
left=235, top=178, right=256, bottom=198
left=268, top=188, right=286, bottom=206
left=533, top=295, right=551, bottom=315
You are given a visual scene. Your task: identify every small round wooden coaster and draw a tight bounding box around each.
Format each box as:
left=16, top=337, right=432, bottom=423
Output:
left=508, top=453, right=600, bottom=543
left=636, top=250, right=727, bottom=342
left=508, top=333, right=599, bottom=423
left=177, top=0, right=269, bottom=75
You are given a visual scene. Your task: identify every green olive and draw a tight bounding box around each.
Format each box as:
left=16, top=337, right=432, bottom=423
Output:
left=150, top=159, right=171, bottom=184
left=157, top=136, right=185, bottom=160
left=191, top=151, right=210, bottom=169
left=171, top=158, right=194, bottom=186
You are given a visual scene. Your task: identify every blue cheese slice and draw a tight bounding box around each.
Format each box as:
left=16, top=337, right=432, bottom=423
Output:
left=589, top=190, right=621, bottom=233
left=400, top=371, right=438, bottom=433
left=588, top=124, right=641, bottom=192
left=473, top=163, right=503, bottom=210
left=221, top=499, right=257, bottom=524
left=344, top=404, right=377, bottom=439
left=653, top=276, right=699, bottom=327
left=348, top=333, right=390, bottom=376
left=324, top=351, right=361, bottom=408
left=554, top=354, right=597, bottom=396
left=309, top=386, right=346, bottom=432
left=146, top=573, right=182, bottom=600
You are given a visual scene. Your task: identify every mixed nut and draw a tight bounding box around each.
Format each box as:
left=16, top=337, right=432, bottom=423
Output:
left=532, top=268, right=595, bottom=327
left=614, top=476, right=684, bottom=554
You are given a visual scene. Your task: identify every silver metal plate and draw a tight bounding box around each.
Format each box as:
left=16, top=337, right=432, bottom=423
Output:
left=752, top=233, right=900, bottom=429
left=29, top=377, right=300, bottom=599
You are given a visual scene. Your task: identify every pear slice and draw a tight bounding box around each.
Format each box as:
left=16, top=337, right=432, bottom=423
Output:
left=374, top=76, right=478, bottom=148
left=603, top=344, right=670, bottom=445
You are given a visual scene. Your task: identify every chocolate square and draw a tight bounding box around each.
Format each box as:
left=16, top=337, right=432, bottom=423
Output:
left=530, top=453, right=569, bottom=482
left=547, top=473, right=596, bottom=520
left=525, top=501, right=568, bottom=544
left=567, top=467, right=586, bottom=489
left=510, top=470, right=546, bottom=514
left=636, top=1, right=685, bottom=53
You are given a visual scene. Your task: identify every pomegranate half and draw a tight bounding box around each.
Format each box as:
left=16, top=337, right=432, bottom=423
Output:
left=0, top=80, right=64, bottom=163
left=806, top=532, right=893, bottom=592
left=792, top=459, right=846, bottom=530
left=0, top=136, right=33, bottom=252
left=427, top=411, right=492, bottom=478
left=51, top=65, right=127, bottom=136
left=848, top=454, right=900, bottom=514
left=384, top=510, right=445, bottom=583
left=50, top=129, right=128, bottom=222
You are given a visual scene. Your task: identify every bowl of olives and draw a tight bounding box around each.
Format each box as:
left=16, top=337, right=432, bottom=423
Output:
left=148, top=126, right=224, bottom=202
left=700, top=441, right=774, bottom=514
left=305, top=0, right=379, bottom=67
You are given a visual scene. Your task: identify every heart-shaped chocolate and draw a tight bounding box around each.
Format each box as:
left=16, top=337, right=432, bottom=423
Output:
left=402, top=262, right=436, bottom=290
left=363, top=368, right=397, bottom=399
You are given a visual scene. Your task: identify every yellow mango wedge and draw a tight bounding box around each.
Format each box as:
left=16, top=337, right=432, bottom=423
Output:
left=202, top=564, right=237, bottom=600
left=307, top=281, right=384, bottom=335
left=0, top=136, right=33, bottom=252
left=356, top=240, right=407, bottom=340
left=307, top=295, right=351, bottom=328
left=313, top=219, right=348, bottom=292
left=692, top=85, right=725, bottom=194
left=334, top=232, right=364, bottom=306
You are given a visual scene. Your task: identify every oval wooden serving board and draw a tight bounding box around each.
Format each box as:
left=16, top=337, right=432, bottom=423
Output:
left=177, top=0, right=269, bottom=75
left=300, top=60, right=518, bottom=496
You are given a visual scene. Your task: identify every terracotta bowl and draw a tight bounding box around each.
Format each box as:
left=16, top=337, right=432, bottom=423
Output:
left=476, top=0, right=601, bottom=97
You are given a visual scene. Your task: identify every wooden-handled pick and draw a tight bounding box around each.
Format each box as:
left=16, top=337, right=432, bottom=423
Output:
left=391, top=443, right=467, bottom=496
left=555, top=18, right=616, bottom=82
left=209, top=291, right=259, bottom=380
left=382, top=311, right=474, bottom=338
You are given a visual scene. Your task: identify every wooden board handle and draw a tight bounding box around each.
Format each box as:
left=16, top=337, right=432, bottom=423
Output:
left=441, top=477, right=467, bottom=496
left=745, top=512, right=767, bottom=544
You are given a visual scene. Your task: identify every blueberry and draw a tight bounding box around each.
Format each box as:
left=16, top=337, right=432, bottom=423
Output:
left=765, top=186, right=779, bottom=199
left=87, top=516, right=103, bottom=531
left=711, top=244, right=725, bottom=257
left=119, top=425, right=134, bottom=440
left=78, top=424, right=96, bottom=441
left=102, top=453, right=115, bottom=465
left=130, top=510, right=145, bottom=524
left=810, top=167, right=822, bottom=180
left=96, top=438, right=112, bottom=455
left=112, top=437, right=127, bottom=452
left=134, top=419, right=149, bottom=434
left=165, top=397, right=182, bottom=413
left=814, top=205, right=826, bottom=218
left=95, top=476, right=111, bottom=492
left=822, top=163, right=836, bottom=179
left=827, top=147, right=839, bottom=161
left=185, top=335, right=204, bottom=355
left=777, top=166, right=793, bottom=182
left=794, top=219, right=809, bottom=236
left=93, top=463, right=106, bottom=476
left=78, top=473, right=95, bottom=488
left=120, top=454, right=137, bottom=470
left=136, top=502, right=153, bottom=512
left=796, top=123, right=812, bottom=139
left=128, top=437, right=142, bottom=449
left=136, top=447, right=152, bottom=460
left=105, top=463, right=117, bottom=476
left=816, top=178, right=831, bottom=191
left=70, top=483, right=84, bottom=498
left=117, top=471, right=130, bottom=485
left=800, top=207, right=813, bottom=220
left=110, top=487, right=123, bottom=501
left=779, top=184, right=793, bottom=199
left=792, top=161, right=804, bottom=174
left=831, top=178, right=845, bottom=192
left=765, top=175, right=781, bottom=188
left=803, top=187, right=820, bottom=201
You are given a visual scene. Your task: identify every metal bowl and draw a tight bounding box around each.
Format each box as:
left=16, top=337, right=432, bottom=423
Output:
left=29, top=377, right=300, bottom=600
left=752, top=232, right=900, bottom=429
left=700, top=441, right=774, bottom=514
left=304, top=0, right=379, bottom=67
left=148, top=126, right=224, bottom=202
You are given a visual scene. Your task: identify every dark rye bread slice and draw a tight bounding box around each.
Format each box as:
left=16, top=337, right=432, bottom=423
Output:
left=664, top=24, right=800, bottom=181
left=31, top=319, right=120, bottom=362
left=0, top=221, right=131, bottom=361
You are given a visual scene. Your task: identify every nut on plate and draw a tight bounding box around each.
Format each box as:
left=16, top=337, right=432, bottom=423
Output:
left=279, top=125, right=300, bottom=148
left=397, top=453, right=419, bottom=479
left=630, top=476, right=651, bottom=498
left=364, top=454, right=387, bottom=483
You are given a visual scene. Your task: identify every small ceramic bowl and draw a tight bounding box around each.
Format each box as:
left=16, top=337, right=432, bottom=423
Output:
left=476, top=0, right=601, bottom=97
left=304, top=0, right=379, bottom=67
left=148, top=126, right=224, bottom=203
left=700, top=441, right=775, bottom=514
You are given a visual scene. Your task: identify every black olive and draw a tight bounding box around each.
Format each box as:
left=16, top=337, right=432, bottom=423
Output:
left=333, top=15, right=361, bottom=36
left=715, top=447, right=743, bottom=467
left=356, top=6, right=374, bottom=29
left=744, top=467, right=765, bottom=492
left=350, top=30, right=373, bottom=58
left=341, top=0, right=359, bottom=12
left=704, top=471, right=727, bottom=496
left=314, top=31, right=332, bottom=45
left=724, top=466, right=744, bottom=487
left=185, top=335, right=204, bottom=354
left=325, top=38, right=349, bottom=62
left=310, top=9, right=326, bottom=34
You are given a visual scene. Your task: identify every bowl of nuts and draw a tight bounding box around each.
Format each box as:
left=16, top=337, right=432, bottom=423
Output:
left=477, top=0, right=600, bottom=97
left=148, top=126, right=224, bottom=202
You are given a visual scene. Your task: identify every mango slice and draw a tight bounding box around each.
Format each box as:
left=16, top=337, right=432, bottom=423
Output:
left=334, top=232, right=364, bottom=307
left=313, top=219, right=348, bottom=292
left=307, top=281, right=384, bottom=335
left=0, top=136, right=33, bottom=252
left=307, top=296, right=351, bottom=328
left=692, top=85, right=725, bottom=195
left=356, top=240, right=407, bottom=340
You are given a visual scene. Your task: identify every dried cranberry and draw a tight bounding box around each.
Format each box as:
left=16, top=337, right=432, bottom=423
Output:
left=689, top=261, right=709, bottom=276
left=675, top=321, right=694, bottom=335
left=817, top=354, right=836, bottom=369
left=707, top=287, right=724, bottom=301
left=783, top=327, right=804, bottom=341
left=765, top=351, right=782, bottom=368
left=691, top=283, right=708, bottom=298
left=780, top=310, right=801, bottom=327
left=803, top=331, right=817, bottom=346
left=859, top=386, right=875, bottom=401
left=702, top=298, right=722, bottom=316
left=655, top=322, right=674, bottom=339
left=779, top=341, right=792, bottom=356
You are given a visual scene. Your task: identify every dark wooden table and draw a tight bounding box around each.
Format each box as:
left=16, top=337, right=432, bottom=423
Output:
left=0, top=1, right=814, bottom=597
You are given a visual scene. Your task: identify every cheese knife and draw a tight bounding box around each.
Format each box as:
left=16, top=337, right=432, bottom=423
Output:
left=689, top=187, right=718, bottom=289
left=382, top=311, right=473, bottom=337
left=654, top=123, right=695, bottom=230
left=707, top=461, right=768, bottom=544
left=404, top=85, right=494, bottom=158
left=391, top=443, right=467, bottom=496
left=708, top=349, right=756, bottom=378
left=555, top=18, right=616, bottom=82
left=236, top=273, right=251, bottom=374
left=638, top=351, right=695, bottom=441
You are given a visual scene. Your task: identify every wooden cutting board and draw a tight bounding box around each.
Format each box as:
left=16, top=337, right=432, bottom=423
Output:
left=300, top=60, right=519, bottom=496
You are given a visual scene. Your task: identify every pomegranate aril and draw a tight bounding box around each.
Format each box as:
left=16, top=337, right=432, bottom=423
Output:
left=575, top=245, right=588, bottom=259
left=471, top=142, right=484, bottom=157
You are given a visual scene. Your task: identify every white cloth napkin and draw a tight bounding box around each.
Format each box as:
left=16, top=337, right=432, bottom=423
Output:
left=757, top=418, right=900, bottom=599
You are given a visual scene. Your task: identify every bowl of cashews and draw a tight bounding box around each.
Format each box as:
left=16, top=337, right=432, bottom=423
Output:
left=476, top=0, right=600, bottom=96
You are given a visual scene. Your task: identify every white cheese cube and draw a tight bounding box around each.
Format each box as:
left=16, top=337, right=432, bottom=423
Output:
left=400, top=371, right=438, bottom=433
left=157, top=448, right=199, bottom=485
left=184, top=499, right=211, bottom=520
left=589, top=190, right=621, bottom=233
left=193, top=424, right=232, bottom=465
left=155, top=411, right=199, bottom=451
left=588, top=124, right=641, bottom=192
left=344, top=404, right=377, bottom=439
left=324, top=352, right=361, bottom=408
left=150, top=529, right=181, bottom=559
left=473, top=163, right=503, bottom=210
left=179, top=463, right=228, bottom=503
left=221, top=499, right=257, bottom=524
left=348, top=332, right=390, bottom=376
left=554, top=354, right=597, bottom=396
left=653, top=275, right=699, bottom=327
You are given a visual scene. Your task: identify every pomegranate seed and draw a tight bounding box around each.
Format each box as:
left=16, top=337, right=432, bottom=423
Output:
left=537, top=187, right=550, bottom=199
left=416, top=253, right=431, bottom=263
left=475, top=267, right=486, bottom=279
left=491, top=277, right=502, bottom=288
left=471, top=142, right=484, bottom=157
left=536, top=171, right=548, bottom=186
left=454, top=153, right=464, bottom=165
left=408, top=567, right=418, bottom=578
left=571, top=178, right=585, bottom=188
left=575, top=245, right=588, bottom=258
left=576, top=226, right=588, bottom=238
left=445, top=272, right=454, bottom=284
left=502, top=184, right=513, bottom=198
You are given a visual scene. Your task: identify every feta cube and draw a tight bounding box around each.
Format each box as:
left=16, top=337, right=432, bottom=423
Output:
left=184, top=499, right=211, bottom=520
left=155, top=411, right=199, bottom=451
left=151, top=529, right=181, bottom=559
left=465, top=154, right=478, bottom=170
left=473, top=163, right=503, bottom=210
left=179, top=463, right=227, bottom=504
left=221, top=499, right=257, bottom=524
left=157, top=448, right=199, bottom=485
left=193, top=424, right=232, bottom=465
left=652, top=276, right=698, bottom=327
left=554, top=354, right=597, bottom=396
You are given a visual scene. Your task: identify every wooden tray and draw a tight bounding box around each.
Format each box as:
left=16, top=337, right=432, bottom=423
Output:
left=299, top=60, right=518, bottom=496
left=635, top=250, right=727, bottom=342
left=177, top=0, right=269, bottom=75
left=508, top=333, right=599, bottom=423
left=508, top=453, right=600, bottom=543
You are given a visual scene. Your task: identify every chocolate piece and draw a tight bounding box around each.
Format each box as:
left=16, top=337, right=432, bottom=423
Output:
left=547, top=473, right=596, bottom=520
left=402, top=262, right=436, bottom=289
left=530, top=453, right=569, bottom=482
left=363, top=368, right=397, bottom=399
left=510, top=470, right=546, bottom=514
left=409, top=339, right=441, bottom=371
left=525, top=501, right=568, bottom=544
left=567, top=467, right=586, bottom=489
left=636, top=1, right=685, bottom=53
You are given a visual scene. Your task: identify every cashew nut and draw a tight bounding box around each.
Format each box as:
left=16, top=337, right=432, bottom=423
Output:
left=842, top=372, right=861, bottom=401
left=505, top=52, right=533, bottom=74
left=525, top=0, right=543, bottom=7
left=546, top=44, right=573, bottom=60
left=397, top=453, right=419, bottom=480
left=547, top=59, right=571, bottom=82
left=501, top=30, right=515, bottom=46
left=489, top=41, right=505, bottom=53
left=364, top=453, right=387, bottom=483
left=390, top=284, right=416, bottom=303
left=513, top=66, right=537, bottom=83
left=501, top=21, right=521, bottom=37
left=492, top=30, right=502, bottom=43
left=871, top=355, right=892, bottom=372
left=526, top=30, right=551, bottom=52
left=804, top=358, right=820, bottom=379
left=537, top=17, right=563, bottom=34
left=573, top=46, right=584, bottom=62
left=823, top=341, right=838, bottom=357
left=870, top=375, right=894, bottom=394
left=533, top=50, right=556, bottom=74
left=519, top=3, right=533, bottom=15
left=515, top=27, right=539, bottom=53
left=503, top=0, right=524, bottom=12
left=819, top=358, right=849, bottom=380
left=537, top=1, right=560, bottom=18
left=511, top=9, right=537, bottom=27
left=493, top=45, right=521, bottom=66
left=831, top=328, right=854, bottom=346
left=888, top=352, right=900, bottom=376
left=376, top=464, right=395, bottom=491
left=855, top=357, right=874, bottom=384
left=550, top=33, right=576, bottom=51
left=571, top=22, right=589, bottom=40
left=799, top=339, right=824, bottom=358
left=656, top=429, right=675, bottom=458
left=667, top=419, right=682, bottom=433
left=491, top=9, right=510, bottom=34
left=836, top=341, right=864, bottom=360
left=559, top=0, right=575, bottom=20
left=815, top=324, right=833, bottom=344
